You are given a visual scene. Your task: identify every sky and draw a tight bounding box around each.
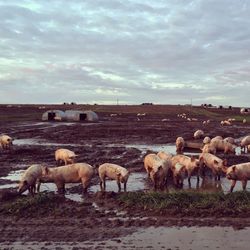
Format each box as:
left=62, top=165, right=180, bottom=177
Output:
left=0, top=0, right=250, bottom=106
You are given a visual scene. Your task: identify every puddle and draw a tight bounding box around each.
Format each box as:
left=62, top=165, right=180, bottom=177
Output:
left=14, top=138, right=82, bottom=147
left=1, top=169, right=249, bottom=201
left=83, top=226, right=250, bottom=249
left=0, top=170, right=84, bottom=202
left=1, top=226, right=250, bottom=249
left=1, top=170, right=25, bottom=182
left=125, top=143, right=201, bottom=156
left=90, top=172, right=148, bottom=193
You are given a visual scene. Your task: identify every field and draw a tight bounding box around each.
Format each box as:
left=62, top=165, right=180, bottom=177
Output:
left=1, top=104, right=250, bottom=249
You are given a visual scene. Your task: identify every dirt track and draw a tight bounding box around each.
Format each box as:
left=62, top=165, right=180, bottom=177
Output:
left=1, top=104, right=250, bottom=247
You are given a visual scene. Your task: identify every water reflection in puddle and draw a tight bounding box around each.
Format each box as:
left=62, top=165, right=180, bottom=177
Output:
left=83, top=226, right=250, bottom=250
left=14, top=138, right=82, bottom=147
left=1, top=226, right=249, bottom=249
left=90, top=172, right=148, bottom=193
left=1, top=169, right=249, bottom=202
left=125, top=143, right=201, bottom=156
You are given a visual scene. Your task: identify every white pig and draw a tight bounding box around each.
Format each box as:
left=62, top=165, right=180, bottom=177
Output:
left=144, top=153, right=171, bottom=190
left=226, top=163, right=250, bottom=192
left=55, top=148, right=77, bottom=166
left=194, top=130, right=204, bottom=139
left=199, top=153, right=227, bottom=180
left=171, top=155, right=200, bottom=186
left=18, top=164, right=43, bottom=195
left=171, top=163, right=186, bottom=187
left=176, top=137, right=185, bottom=153
left=0, top=134, right=13, bottom=150
left=42, top=163, right=94, bottom=193
left=240, top=136, right=250, bottom=153
left=98, top=163, right=130, bottom=192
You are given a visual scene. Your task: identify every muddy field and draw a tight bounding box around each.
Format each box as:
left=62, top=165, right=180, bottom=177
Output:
left=1, top=104, right=250, bottom=249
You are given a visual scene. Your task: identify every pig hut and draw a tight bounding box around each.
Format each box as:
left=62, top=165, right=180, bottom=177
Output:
left=64, top=110, right=99, bottom=122
left=42, top=110, right=66, bottom=121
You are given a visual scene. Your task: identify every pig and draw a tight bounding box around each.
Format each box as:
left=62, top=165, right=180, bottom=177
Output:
left=223, top=137, right=235, bottom=145
left=203, top=136, right=211, bottom=144
left=171, top=155, right=200, bottom=186
left=226, top=163, right=250, bottom=192
left=157, top=151, right=172, bottom=161
left=201, top=144, right=217, bottom=154
left=210, top=139, right=236, bottom=154
left=98, top=163, right=130, bottom=192
left=42, top=163, right=94, bottom=193
left=176, top=137, right=185, bottom=153
left=144, top=153, right=171, bottom=190
left=171, top=163, right=186, bottom=188
left=55, top=148, right=77, bottom=166
left=199, top=153, right=227, bottom=180
left=194, top=130, right=204, bottom=139
left=18, top=164, right=43, bottom=195
left=0, top=134, right=13, bottom=150
left=212, top=136, right=223, bottom=141
left=240, top=136, right=250, bottom=153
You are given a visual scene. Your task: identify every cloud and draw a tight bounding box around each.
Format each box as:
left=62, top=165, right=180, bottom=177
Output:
left=0, top=0, right=250, bottom=105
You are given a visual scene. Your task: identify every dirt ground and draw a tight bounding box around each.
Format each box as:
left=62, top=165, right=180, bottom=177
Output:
left=1, top=104, right=250, bottom=248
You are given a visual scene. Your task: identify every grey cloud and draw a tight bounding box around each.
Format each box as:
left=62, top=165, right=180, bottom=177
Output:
left=0, top=0, right=250, bottom=105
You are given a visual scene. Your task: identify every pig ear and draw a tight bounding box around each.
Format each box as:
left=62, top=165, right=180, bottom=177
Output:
left=232, top=166, right=236, bottom=172
left=214, top=160, right=219, bottom=165
left=222, top=159, right=228, bottom=166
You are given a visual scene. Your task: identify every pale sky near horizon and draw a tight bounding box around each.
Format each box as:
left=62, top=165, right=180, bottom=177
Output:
left=0, top=0, right=250, bottom=106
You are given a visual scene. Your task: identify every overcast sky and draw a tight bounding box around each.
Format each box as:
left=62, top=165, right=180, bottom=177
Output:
left=0, top=0, right=250, bottom=106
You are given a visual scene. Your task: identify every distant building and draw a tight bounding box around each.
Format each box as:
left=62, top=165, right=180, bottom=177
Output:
left=141, top=103, right=153, bottom=105
left=64, top=110, right=99, bottom=122
left=42, top=110, right=66, bottom=121
left=42, top=110, right=99, bottom=122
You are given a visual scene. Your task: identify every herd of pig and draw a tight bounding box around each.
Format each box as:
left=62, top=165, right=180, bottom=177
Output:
left=1, top=130, right=250, bottom=196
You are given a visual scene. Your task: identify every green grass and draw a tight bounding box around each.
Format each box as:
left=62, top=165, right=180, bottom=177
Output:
left=0, top=193, right=64, bottom=215
left=229, top=115, right=250, bottom=122
left=119, top=191, right=250, bottom=213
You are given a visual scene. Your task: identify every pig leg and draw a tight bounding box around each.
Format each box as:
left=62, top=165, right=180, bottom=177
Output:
left=82, top=179, right=90, bottom=194
left=146, top=166, right=151, bottom=178
left=230, top=180, right=236, bottom=192
left=100, top=176, right=106, bottom=191
left=117, top=180, right=121, bottom=192
left=217, top=172, right=221, bottom=181
left=188, top=171, right=192, bottom=187
left=37, top=179, right=41, bottom=193
left=124, top=181, right=127, bottom=192
left=56, top=182, right=65, bottom=194
left=100, top=177, right=104, bottom=191
left=242, top=180, right=247, bottom=191
left=64, top=159, right=67, bottom=165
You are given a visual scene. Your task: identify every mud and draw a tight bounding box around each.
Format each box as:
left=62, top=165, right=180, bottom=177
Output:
left=1, top=104, right=250, bottom=246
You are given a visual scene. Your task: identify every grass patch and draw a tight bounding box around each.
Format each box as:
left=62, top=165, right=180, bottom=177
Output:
left=228, top=115, right=250, bottom=122
left=119, top=191, right=250, bottom=215
left=191, top=108, right=224, bottom=119
left=0, top=193, right=65, bottom=216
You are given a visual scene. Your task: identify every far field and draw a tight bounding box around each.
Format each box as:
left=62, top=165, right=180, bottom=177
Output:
left=1, top=104, right=250, bottom=248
